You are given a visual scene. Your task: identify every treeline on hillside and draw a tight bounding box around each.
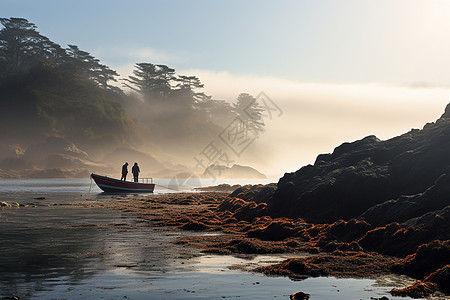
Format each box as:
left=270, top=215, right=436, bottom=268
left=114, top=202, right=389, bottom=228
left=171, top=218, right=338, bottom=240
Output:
left=0, top=17, right=265, bottom=161
left=121, top=63, right=265, bottom=156
left=0, top=17, right=132, bottom=155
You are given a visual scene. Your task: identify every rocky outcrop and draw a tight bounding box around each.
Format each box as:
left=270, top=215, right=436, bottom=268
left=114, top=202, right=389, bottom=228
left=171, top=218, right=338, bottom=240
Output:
left=360, top=171, right=450, bottom=226
left=0, top=144, right=17, bottom=161
left=266, top=104, right=450, bottom=224
left=24, top=136, right=90, bottom=168
left=389, top=241, right=450, bottom=298
left=203, top=164, right=266, bottom=179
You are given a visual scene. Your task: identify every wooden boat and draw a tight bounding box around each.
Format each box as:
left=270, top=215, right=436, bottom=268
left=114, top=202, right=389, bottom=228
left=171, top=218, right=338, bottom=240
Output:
left=90, top=173, right=155, bottom=193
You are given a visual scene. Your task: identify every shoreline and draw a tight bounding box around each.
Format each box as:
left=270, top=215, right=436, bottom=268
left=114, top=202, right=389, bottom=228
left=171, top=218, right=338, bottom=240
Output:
left=72, top=190, right=448, bottom=299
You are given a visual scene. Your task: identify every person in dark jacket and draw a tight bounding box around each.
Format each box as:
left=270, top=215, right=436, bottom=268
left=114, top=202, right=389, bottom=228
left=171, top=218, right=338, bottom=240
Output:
left=132, top=162, right=140, bottom=183
left=121, top=162, right=128, bottom=181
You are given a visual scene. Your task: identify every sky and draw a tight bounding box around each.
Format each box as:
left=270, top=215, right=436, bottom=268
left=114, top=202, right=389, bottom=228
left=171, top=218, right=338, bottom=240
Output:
left=1, top=0, right=450, bottom=177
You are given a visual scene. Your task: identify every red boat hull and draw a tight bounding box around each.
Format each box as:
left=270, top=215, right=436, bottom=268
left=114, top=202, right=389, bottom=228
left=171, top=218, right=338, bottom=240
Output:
left=91, top=173, right=155, bottom=193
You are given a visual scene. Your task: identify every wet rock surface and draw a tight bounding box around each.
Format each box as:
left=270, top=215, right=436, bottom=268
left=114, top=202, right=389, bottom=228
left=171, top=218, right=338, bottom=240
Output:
left=267, top=104, right=450, bottom=224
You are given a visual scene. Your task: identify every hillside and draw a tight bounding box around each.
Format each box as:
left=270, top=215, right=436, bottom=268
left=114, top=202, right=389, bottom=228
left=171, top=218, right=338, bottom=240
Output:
left=0, top=18, right=268, bottom=172
left=0, top=63, right=136, bottom=156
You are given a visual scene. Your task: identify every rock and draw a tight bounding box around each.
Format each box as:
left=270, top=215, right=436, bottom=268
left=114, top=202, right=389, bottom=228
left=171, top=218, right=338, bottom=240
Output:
left=424, top=264, right=450, bottom=293
left=195, top=184, right=242, bottom=192
left=263, top=103, right=450, bottom=224
left=24, top=136, right=90, bottom=168
left=359, top=206, right=449, bottom=258
left=360, top=172, right=450, bottom=226
left=0, top=144, right=17, bottom=161
left=0, top=201, right=18, bottom=208
left=358, top=222, right=429, bottom=257
left=290, top=291, right=310, bottom=300
left=440, top=103, right=450, bottom=119
left=0, top=157, right=32, bottom=170
left=389, top=260, right=450, bottom=298
left=327, top=219, right=372, bottom=242
left=179, top=221, right=210, bottom=231
left=20, top=136, right=110, bottom=175
left=391, top=240, right=450, bottom=278
left=228, top=183, right=277, bottom=204
left=217, top=198, right=267, bottom=222
left=246, top=219, right=297, bottom=241
left=203, top=164, right=266, bottom=179
left=390, top=280, right=437, bottom=298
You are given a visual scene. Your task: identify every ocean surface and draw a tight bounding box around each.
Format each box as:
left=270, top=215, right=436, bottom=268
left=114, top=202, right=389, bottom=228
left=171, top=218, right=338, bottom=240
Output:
left=0, top=178, right=422, bottom=299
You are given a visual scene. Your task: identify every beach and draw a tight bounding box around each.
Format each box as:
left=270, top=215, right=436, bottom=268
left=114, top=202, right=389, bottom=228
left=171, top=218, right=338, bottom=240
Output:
left=0, top=178, right=429, bottom=300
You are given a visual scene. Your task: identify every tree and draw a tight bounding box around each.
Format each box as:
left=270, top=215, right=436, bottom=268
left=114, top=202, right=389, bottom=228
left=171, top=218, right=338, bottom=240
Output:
left=66, top=44, right=119, bottom=90
left=93, top=63, right=119, bottom=90
left=0, top=18, right=53, bottom=71
left=196, top=99, right=235, bottom=126
left=174, top=75, right=208, bottom=104
left=123, top=63, right=176, bottom=101
left=233, top=93, right=265, bottom=136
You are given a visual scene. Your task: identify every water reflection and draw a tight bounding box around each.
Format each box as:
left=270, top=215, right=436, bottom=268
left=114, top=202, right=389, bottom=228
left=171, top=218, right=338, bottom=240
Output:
left=0, top=203, right=201, bottom=299
left=0, top=179, right=418, bottom=300
left=0, top=206, right=108, bottom=297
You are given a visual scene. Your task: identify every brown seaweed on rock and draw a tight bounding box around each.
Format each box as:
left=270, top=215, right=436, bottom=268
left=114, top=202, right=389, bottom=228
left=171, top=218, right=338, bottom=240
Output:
left=255, top=250, right=399, bottom=280
left=389, top=264, right=449, bottom=298
left=227, top=183, right=277, bottom=204
left=391, top=240, right=450, bottom=279
left=358, top=206, right=450, bottom=258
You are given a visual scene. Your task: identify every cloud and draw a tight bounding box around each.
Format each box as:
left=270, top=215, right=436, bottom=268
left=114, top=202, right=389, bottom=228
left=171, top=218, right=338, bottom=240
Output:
left=93, top=45, right=181, bottom=63
left=92, top=46, right=186, bottom=81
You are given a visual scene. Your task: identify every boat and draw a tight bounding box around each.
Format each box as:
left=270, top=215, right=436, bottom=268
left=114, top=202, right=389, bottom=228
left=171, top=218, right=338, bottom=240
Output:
left=90, top=173, right=155, bottom=193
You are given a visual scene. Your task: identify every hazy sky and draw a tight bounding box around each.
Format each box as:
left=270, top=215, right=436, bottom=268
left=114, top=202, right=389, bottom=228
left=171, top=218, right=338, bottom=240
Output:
left=2, top=0, right=449, bottom=85
left=1, top=0, right=450, bottom=177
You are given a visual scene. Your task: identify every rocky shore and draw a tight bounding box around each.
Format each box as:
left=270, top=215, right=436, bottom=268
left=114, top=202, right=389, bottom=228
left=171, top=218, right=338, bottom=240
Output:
left=70, top=104, right=450, bottom=298
left=74, top=188, right=448, bottom=299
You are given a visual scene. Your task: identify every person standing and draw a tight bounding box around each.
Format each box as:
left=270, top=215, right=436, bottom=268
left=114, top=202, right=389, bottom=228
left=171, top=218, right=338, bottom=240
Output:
left=132, top=162, right=140, bottom=183
left=121, top=162, right=128, bottom=181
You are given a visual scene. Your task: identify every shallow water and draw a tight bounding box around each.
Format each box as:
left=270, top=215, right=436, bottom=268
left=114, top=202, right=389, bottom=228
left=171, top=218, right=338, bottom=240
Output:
left=0, top=179, right=424, bottom=299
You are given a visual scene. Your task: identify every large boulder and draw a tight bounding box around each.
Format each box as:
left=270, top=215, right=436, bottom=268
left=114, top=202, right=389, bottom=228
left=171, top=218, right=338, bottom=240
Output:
left=265, top=104, right=450, bottom=223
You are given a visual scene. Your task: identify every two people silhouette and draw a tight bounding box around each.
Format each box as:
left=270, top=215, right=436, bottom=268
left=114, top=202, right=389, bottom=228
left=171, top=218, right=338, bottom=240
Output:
left=121, top=162, right=140, bottom=182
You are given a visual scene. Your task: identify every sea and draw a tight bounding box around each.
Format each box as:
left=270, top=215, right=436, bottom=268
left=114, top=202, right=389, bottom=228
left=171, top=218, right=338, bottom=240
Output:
left=0, top=178, right=425, bottom=299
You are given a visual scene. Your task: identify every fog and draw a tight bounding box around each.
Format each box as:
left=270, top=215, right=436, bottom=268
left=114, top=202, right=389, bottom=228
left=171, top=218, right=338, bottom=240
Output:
left=2, top=65, right=448, bottom=181
left=185, top=71, right=450, bottom=177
